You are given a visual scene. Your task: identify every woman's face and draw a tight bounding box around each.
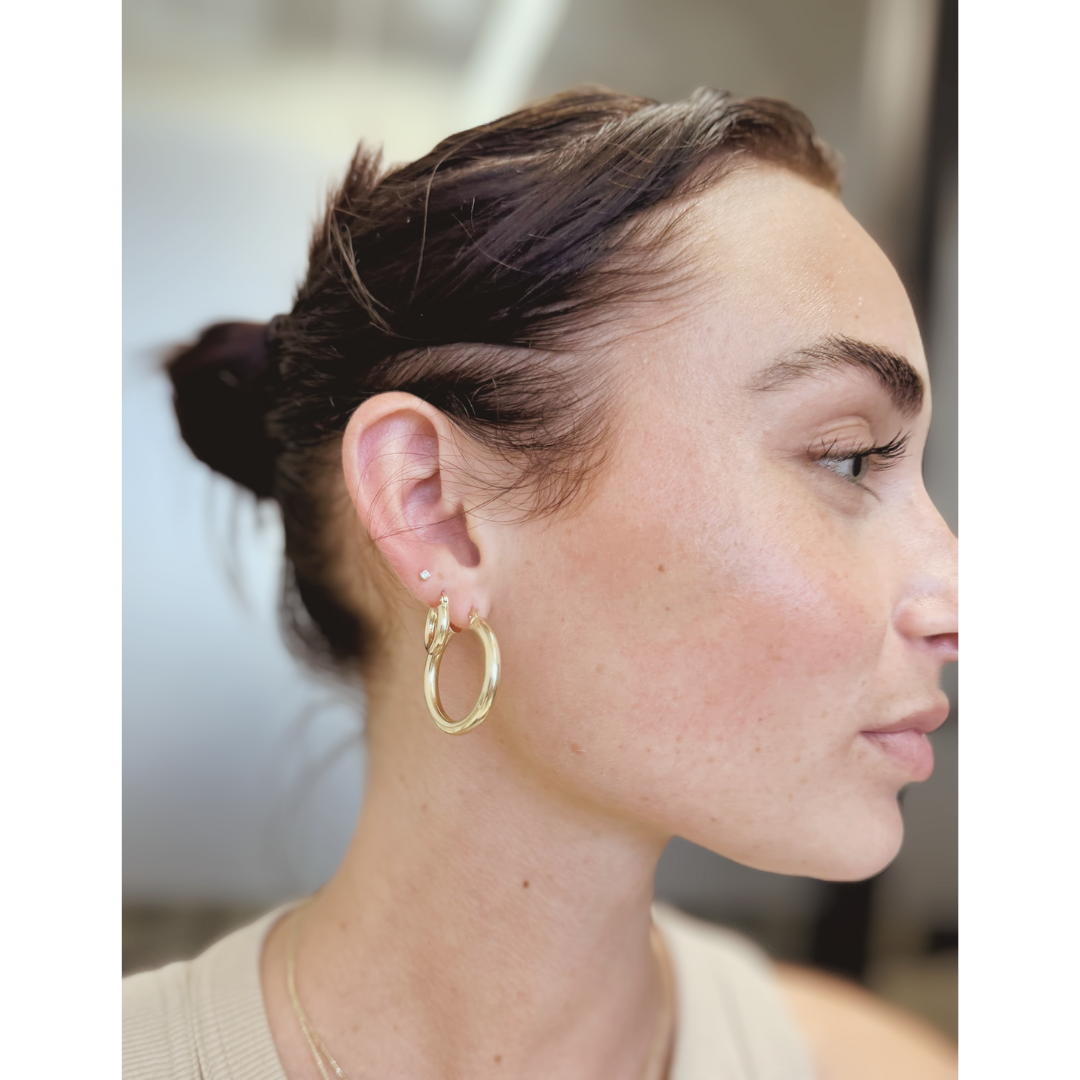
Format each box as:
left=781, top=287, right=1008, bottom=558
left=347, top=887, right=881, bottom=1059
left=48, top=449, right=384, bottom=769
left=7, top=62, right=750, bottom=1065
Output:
left=487, top=163, right=957, bottom=880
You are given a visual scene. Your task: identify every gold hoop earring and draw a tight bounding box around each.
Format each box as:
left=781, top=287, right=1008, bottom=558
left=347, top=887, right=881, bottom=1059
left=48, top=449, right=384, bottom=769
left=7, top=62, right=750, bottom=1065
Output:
left=423, top=593, right=501, bottom=735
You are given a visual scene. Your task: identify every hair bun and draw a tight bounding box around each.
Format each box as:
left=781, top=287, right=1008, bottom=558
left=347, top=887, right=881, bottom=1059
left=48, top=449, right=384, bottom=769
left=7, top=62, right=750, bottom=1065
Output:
left=166, top=320, right=279, bottom=499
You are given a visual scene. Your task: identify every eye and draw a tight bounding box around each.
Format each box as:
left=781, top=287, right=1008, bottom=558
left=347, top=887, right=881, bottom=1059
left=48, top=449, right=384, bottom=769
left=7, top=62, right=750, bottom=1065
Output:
left=812, top=432, right=910, bottom=486
left=818, top=452, right=872, bottom=483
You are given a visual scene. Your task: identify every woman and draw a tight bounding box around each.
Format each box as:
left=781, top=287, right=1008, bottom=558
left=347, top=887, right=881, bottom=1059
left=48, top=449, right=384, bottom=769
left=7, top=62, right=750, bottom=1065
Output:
left=124, top=87, right=958, bottom=1078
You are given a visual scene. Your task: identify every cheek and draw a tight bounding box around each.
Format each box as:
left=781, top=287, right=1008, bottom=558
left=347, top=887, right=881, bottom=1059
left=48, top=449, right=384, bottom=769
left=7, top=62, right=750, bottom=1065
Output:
left=497, top=452, right=888, bottom=824
left=602, top=441, right=885, bottom=715
left=629, top=514, right=885, bottom=806
left=696, top=517, right=884, bottom=713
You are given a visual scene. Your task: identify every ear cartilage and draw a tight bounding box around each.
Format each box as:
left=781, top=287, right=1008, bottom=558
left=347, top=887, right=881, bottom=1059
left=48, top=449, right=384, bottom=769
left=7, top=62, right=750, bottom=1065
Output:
left=419, top=570, right=431, bottom=581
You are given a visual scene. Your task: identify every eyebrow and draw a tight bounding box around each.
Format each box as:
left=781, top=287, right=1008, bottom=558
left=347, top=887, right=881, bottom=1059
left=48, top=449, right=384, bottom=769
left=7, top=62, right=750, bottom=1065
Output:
left=749, top=335, right=924, bottom=416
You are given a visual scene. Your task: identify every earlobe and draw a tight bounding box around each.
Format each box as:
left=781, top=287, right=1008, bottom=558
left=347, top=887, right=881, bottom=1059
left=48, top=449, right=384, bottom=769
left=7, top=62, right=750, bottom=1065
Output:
left=341, top=393, right=487, bottom=623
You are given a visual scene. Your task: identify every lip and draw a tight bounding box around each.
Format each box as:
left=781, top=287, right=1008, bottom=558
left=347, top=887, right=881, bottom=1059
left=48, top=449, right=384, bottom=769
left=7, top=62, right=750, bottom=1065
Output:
left=860, top=701, right=950, bottom=781
left=862, top=701, right=950, bottom=738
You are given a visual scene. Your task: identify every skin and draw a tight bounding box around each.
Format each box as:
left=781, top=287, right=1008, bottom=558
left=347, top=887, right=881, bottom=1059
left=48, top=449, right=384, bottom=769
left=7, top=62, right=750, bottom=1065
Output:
left=261, top=163, right=958, bottom=1079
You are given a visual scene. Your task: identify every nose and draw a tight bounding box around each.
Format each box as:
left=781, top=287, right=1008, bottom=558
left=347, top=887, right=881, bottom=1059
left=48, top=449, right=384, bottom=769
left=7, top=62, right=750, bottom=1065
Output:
left=893, top=492, right=958, bottom=665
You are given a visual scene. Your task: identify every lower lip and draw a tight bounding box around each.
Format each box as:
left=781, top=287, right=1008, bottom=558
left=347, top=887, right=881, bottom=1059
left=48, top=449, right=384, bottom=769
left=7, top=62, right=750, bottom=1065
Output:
left=861, top=729, right=935, bottom=780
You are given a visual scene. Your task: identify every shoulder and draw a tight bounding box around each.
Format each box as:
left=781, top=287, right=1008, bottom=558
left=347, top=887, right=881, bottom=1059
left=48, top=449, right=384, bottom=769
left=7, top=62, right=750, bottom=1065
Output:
left=775, top=963, right=958, bottom=1080
left=123, top=960, right=201, bottom=1080
left=122, top=959, right=206, bottom=1075
left=653, top=905, right=956, bottom=1080
left=122, top=905, right=294, bottom=1080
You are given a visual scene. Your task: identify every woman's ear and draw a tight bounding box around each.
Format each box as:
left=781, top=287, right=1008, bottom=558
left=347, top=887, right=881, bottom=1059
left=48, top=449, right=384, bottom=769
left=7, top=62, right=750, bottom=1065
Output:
left=341, top=393, right=489, bottom=627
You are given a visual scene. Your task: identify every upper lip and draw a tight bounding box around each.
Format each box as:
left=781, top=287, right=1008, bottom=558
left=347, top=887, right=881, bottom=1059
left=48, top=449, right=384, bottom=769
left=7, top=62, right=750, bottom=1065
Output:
left=862, top=700, right=950, bottom=736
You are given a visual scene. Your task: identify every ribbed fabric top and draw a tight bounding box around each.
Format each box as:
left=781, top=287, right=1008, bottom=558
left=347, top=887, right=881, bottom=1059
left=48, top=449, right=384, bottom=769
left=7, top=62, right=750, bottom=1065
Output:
left=123, top=902, right=815, bottom=1079
left=123, top=904, right=292, bottom=1080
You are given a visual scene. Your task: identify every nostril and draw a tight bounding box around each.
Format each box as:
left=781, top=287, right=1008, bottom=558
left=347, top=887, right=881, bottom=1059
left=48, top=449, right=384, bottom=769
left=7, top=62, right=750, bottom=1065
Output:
left=928, top=632, right=959, bottom=661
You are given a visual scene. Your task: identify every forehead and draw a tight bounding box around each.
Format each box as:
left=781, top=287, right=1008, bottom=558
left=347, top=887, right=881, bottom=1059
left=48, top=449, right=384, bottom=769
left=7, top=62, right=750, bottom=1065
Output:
left=670, top=163, right=927, bottom=386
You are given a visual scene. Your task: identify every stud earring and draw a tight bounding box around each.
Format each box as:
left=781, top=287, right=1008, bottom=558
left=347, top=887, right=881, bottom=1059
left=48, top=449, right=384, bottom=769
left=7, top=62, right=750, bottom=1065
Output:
left=423, top=593, right=501, bottom=735
left=419, top=570, right=431, bottom=581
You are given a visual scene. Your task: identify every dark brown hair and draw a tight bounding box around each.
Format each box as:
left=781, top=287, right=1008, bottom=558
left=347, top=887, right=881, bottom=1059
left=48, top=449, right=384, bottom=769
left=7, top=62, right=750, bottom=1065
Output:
left=167, top=86, right=839, bottom=673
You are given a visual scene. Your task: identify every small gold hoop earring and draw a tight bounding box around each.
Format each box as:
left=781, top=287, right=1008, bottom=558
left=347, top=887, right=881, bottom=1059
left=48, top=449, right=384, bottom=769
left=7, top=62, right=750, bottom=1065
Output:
left=423, top=593, right=501, bottom=735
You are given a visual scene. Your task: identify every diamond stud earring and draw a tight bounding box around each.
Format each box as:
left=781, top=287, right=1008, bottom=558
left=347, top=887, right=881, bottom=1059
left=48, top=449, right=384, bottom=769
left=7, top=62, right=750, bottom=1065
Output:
left=419, top=570, right=431, bottom=581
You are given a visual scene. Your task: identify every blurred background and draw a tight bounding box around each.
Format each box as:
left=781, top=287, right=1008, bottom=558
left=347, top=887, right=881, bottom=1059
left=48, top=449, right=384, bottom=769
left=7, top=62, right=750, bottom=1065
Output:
left=123, top=0, right=958, bottom=1038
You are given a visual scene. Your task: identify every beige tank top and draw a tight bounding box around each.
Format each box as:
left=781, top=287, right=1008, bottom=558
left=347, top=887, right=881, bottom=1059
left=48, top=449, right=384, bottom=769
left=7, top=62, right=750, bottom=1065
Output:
left=123, top=902, right=816, bottom=1079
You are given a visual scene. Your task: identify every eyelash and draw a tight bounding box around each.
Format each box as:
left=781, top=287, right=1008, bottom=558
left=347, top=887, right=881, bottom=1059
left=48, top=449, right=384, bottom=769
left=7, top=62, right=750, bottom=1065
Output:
left=811, top=431, right=911, bottom=484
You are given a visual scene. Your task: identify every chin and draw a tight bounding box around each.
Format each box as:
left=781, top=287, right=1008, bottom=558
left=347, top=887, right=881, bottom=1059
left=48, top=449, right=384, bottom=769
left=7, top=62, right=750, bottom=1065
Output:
left=809, top=801, right=906, bottom=882
left=692, top=796, right=906, bottom=882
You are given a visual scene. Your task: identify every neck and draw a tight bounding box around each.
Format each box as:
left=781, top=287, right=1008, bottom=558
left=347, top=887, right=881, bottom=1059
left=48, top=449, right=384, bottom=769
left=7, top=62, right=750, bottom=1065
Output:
left=263, top=671, right=670, bottom=1080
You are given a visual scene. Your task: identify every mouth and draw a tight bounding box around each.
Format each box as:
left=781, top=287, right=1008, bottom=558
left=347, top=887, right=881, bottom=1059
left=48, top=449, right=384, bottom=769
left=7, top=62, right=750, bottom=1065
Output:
left=860, top=701, right=949, bottom=781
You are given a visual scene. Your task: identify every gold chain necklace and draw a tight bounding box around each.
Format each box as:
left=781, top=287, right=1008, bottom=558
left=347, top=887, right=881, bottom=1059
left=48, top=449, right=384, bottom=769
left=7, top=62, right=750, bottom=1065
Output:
left=286, top=907, right=348, bottom=1080
left=286, top=905, right=676, bottom=1080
